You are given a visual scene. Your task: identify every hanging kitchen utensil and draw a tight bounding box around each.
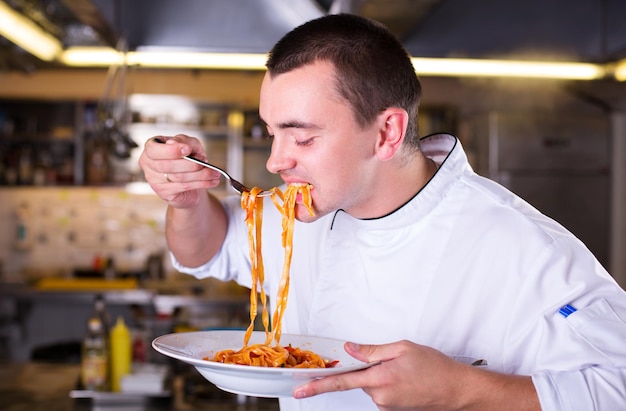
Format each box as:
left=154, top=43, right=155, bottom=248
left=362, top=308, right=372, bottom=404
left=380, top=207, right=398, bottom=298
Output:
left=96, top=38, right=138, bottom=159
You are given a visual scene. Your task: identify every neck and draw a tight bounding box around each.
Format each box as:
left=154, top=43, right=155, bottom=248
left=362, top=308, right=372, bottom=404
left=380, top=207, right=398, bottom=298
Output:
left=350, top=152, right=438, bottom=219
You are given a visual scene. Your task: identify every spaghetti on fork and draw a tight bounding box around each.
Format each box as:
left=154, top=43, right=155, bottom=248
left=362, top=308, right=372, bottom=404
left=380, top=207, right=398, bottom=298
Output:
left=210, top=184, right=337, bottom=368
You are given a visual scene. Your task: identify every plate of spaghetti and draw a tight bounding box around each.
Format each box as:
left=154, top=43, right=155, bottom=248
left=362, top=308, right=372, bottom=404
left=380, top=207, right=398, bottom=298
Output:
left=153, top=184, right=378, bottom=397
left=152, top=330, right=378, bottom=397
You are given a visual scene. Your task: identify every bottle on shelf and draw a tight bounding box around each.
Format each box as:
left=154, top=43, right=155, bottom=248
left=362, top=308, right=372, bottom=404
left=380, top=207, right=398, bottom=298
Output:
left=93, top=294, right=111, bottom=337
left=81, top=307, right=109, bottom=391
left=17, top=145, right=33, bottom=185
left=110, top=316, right=132, bottom=392
left=103, top=256, right=116, bottom=280
left=85, top=139, right=110, bottom=185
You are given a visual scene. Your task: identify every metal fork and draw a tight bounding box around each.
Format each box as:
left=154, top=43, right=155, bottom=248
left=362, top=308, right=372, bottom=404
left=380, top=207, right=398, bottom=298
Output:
left=154, top=138, right=272, bottom=196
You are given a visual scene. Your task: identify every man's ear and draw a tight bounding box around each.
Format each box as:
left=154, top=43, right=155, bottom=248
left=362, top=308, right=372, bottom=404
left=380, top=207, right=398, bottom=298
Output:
left=375, top=108, right=409, bottom=161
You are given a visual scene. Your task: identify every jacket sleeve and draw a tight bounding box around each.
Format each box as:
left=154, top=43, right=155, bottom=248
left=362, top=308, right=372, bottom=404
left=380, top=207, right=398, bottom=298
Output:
left=531, top=298, right=626, bottom=410
left=533, top=366, right=626, bottom=409
left=170, top=195, right=251, bottom=284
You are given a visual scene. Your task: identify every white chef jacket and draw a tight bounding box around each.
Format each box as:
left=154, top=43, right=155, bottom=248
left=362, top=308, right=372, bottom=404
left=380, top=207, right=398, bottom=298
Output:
left=174, top=133, right=626, bottom=410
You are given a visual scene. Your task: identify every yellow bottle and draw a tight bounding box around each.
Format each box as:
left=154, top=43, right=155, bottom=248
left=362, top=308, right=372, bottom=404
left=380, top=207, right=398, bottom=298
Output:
left=109, top=316, right=131, bottom=392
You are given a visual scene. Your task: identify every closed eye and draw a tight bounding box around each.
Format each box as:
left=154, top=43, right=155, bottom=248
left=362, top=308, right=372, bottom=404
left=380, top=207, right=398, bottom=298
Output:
left=296, top=138, right=315, bottom=147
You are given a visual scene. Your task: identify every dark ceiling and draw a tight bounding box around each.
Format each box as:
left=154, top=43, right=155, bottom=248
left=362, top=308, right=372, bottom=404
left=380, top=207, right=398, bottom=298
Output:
left=1, top=0, right=626, bottom=73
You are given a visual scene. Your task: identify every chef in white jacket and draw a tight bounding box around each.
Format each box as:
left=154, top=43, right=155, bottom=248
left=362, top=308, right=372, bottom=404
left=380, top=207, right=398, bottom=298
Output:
left=140, top=14, right=626, bottom=411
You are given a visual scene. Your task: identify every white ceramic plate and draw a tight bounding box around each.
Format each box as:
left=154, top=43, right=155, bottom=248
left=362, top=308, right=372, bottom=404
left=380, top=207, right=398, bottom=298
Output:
left=152, top=330, right=378, bottom=398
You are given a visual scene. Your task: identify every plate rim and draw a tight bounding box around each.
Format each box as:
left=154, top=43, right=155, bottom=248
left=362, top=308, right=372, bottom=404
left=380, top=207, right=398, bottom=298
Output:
left=152, top=330, right=378, bottom=376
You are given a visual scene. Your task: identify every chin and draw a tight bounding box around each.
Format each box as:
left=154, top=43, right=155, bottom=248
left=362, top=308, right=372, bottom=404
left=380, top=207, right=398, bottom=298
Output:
left=295, top=204, right=321, bottom=223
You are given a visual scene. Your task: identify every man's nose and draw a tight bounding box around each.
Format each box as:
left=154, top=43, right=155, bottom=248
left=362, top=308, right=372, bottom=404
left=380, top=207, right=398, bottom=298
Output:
left=265, top=139, right=293, bottom=175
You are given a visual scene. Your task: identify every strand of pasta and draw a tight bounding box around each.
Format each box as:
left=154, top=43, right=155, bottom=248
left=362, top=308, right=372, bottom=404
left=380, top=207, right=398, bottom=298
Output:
left=241, top=188, right=270, bottom=346
left=269, top=185, right=298, bottom=344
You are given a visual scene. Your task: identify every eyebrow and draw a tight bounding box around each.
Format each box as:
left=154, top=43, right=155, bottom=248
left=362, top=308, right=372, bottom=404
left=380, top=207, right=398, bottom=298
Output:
left=260, top=117, right=322, bottom=131
left=280, top=120, right=323, bottom=130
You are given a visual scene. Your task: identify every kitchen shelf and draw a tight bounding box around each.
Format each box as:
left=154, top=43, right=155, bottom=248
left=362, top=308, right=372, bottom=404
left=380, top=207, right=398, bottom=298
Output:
left=0, top=96, right=278, bottom=189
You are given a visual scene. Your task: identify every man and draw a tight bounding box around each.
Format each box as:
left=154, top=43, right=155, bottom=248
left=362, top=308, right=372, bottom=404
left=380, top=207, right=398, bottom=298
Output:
left=139, top=14, right=626, bottom=410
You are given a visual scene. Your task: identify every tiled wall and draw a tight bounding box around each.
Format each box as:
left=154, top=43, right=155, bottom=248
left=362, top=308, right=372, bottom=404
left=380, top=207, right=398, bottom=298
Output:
left=0, top=185, right=171, bottom=281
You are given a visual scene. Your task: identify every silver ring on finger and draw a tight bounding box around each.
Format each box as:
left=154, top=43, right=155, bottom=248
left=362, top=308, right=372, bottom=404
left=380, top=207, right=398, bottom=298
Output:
left=164, top=173, right=171, bottom=183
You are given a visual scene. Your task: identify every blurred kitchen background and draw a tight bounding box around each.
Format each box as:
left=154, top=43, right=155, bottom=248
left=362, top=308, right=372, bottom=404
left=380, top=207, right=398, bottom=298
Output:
left=1, top=0, right=626, bottom=410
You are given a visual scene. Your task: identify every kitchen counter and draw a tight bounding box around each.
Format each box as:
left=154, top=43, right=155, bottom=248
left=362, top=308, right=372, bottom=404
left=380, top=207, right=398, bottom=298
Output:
left=0, top=361, right=78, bottom=411
left=0, top=361, right=279, bottom=411
left=0, top=361, right=173, bottom=411
left=0, top=281, right=154, bottom=305
left=2, top=276, right=252, bottom=308
left=0, top=278, right=250, bottom=326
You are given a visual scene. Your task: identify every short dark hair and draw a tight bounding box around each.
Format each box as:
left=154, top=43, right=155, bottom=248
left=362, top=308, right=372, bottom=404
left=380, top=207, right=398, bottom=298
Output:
left=266, top=14, right=422, bottom=151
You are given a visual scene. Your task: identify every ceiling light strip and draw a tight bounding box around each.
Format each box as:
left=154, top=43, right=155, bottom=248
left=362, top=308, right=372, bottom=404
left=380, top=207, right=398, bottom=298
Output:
left=411, top=58, right=605, bottom=80
left=60, top=48, right=268, bottom=70
left=60, top=47, right=124, bottom=66
left=59, top=47, right=608, bottom=81
left=128, top=51, right=268, bottom=70
left=614, top=60, right=626, bottom=82
left=0, top=1, right=62, bottom=61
